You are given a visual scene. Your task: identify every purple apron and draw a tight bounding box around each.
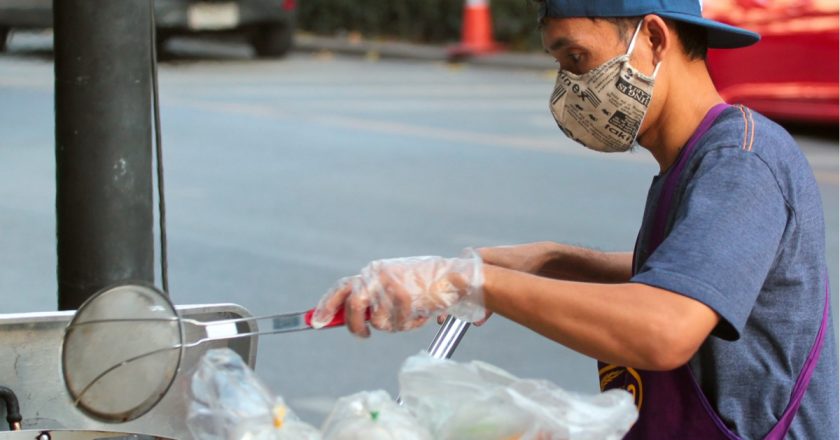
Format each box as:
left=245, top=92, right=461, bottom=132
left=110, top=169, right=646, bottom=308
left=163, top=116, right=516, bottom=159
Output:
left=598, top=103, right=831, bottom=439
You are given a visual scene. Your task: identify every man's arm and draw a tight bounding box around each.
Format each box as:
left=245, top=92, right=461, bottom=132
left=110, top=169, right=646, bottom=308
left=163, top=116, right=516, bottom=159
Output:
left=483, top=265, right=720, bottom=371
left=479, top=242, right=632, bottom=284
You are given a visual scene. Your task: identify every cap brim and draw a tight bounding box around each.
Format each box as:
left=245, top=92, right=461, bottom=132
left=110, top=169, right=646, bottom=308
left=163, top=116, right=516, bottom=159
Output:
left=657, top=12, right=760, bottom=49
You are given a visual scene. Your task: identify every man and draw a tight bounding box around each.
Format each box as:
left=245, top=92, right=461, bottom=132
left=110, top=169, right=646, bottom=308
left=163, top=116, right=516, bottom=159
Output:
left=312, top=1, right=838, bottom=438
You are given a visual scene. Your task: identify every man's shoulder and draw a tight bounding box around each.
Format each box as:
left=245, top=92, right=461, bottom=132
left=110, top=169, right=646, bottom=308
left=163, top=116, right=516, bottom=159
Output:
left=689, top=105, right=823, bottom=219
left=700, top=105, right=797, bottom=156
left=693, top=106, right=814, bottom=188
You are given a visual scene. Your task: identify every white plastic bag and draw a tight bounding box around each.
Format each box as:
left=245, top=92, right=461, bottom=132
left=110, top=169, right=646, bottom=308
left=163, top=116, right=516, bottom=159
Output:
left=398, top=352, right=637, bottom=440
left=187, top=348, right=321, bottom=440
left=320, top=390, right=432, bottom=440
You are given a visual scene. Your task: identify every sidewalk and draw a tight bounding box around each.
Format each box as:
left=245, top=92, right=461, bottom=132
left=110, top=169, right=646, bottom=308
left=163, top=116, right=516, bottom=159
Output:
left=293, top=33, right=557, bottom=71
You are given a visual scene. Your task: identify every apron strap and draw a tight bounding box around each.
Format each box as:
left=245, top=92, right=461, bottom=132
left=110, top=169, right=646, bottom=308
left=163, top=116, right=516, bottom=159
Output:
left=649, top=103, right=730, bottom=252
left=762, top=274, right=831, bottom=440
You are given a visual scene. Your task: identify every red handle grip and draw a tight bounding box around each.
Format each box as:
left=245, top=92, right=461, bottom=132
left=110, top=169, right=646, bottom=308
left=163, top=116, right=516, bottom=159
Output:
left=303, top=306, right=371, bottom=329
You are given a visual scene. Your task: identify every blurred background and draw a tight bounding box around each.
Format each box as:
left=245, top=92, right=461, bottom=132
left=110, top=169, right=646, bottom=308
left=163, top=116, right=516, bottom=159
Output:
left=0, top=0, right=837, bottom=427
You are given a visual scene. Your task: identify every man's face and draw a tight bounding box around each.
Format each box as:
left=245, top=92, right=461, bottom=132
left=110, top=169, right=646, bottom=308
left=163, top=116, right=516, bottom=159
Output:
left=541, top=18, right=633, bottom=75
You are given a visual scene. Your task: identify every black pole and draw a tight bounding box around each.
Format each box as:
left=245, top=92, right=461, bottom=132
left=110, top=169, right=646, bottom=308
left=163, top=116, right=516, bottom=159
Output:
left=54, top=0, right=155, bottom=310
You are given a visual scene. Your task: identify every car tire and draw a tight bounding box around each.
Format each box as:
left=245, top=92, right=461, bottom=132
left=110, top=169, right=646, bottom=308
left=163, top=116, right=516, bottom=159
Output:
left=252, top=22, right=293, bottom=58
left=0, top=27, right=10, bottom=52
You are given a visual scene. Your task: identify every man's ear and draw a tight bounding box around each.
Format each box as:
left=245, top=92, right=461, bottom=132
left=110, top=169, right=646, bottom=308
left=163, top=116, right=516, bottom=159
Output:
left=641, top=15, right=672, bottom=68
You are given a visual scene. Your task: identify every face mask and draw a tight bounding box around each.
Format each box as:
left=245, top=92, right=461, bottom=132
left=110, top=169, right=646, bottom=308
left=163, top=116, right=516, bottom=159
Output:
left=549, top=21, right=661, bottom=153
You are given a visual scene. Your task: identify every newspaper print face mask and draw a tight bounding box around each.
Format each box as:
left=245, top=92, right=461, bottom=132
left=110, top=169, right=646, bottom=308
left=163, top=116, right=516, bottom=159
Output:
left=549, top=21, right=661, bottom=153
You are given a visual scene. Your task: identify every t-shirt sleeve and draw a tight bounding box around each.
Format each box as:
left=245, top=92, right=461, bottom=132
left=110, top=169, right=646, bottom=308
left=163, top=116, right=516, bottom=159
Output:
left=631, top=147, right=788, bottom=341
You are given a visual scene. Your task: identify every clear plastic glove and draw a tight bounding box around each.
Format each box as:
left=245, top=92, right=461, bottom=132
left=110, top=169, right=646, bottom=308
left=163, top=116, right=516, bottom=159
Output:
left=311, top=248, right=485, bottom=336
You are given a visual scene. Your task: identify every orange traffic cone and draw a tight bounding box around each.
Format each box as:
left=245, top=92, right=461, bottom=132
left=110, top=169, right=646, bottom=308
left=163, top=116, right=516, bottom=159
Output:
left=448, top=0, right=502, bottom=60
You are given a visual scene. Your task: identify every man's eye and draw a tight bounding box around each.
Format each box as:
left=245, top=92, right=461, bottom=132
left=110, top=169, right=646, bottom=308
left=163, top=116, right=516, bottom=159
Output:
left=554, top=53, right=583, bottom=72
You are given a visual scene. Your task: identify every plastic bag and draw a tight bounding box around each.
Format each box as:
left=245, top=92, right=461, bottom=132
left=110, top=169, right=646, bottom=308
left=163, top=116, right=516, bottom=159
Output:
left=398, top=352, right=638, bottom=440
left=320, top=390, right=432, bottom=440
left=187, top=348, right=321, bottom=440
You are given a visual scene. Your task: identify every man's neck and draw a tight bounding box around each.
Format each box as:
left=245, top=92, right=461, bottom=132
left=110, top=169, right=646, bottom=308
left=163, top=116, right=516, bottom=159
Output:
left=638, top=63, right=725, bottom=173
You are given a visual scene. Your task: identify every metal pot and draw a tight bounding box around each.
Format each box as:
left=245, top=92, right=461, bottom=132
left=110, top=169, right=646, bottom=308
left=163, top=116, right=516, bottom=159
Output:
left=0, top=430, right=175, bottom=440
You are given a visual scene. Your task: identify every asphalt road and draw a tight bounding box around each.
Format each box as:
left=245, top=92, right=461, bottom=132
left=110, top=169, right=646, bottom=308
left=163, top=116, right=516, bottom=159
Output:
left=1, top=33, right=838, bottom=426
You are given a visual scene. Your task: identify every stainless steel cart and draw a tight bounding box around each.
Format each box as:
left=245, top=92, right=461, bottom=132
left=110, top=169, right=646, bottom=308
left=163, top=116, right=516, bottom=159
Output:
left=0, top=304, right=259, bottom=440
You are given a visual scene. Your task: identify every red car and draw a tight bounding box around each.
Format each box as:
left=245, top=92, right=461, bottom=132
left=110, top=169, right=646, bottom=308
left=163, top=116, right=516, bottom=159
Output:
left=705, top=0, right=839, bottom=124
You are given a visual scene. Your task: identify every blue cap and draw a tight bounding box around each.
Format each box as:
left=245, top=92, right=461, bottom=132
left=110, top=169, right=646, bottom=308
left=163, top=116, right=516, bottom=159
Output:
left=540, top=0, right=760, bottom=48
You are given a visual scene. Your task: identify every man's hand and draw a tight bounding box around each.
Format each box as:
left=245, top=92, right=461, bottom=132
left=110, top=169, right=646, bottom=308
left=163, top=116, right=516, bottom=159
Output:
left=312, top=249, right=486, bottom=337
left=434, top=243, right=554, bottom=326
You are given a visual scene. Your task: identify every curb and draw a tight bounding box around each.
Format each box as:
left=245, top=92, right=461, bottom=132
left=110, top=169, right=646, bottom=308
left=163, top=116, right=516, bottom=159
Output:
left=293, top=33, right=556, bottom=71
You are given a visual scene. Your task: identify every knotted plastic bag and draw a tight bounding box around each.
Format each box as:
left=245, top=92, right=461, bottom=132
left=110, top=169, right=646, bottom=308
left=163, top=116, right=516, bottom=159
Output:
left=320, top=390, right=432, bottom=440
left=186, top=348, right=321, bottom=440
left=398, top=352, right=637, bottom=440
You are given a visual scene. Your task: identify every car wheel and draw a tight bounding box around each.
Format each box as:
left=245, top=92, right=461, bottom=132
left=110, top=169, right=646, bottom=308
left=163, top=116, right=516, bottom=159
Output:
left=252, top=22, right=293, bottom=58
left=0, top=27, right=10, bottom=52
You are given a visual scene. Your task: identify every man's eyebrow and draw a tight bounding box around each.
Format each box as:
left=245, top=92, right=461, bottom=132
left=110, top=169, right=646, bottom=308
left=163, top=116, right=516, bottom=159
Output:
left=544, top=37, right=575, bottom=54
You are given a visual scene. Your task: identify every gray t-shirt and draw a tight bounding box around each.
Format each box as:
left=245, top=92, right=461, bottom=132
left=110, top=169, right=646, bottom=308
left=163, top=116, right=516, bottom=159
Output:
left=630, top=106, right=838, bottom=439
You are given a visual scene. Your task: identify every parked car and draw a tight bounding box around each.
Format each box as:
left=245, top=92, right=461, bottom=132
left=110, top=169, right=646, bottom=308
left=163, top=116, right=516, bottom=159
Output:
left=704, top=0, right=839, bottom=124
left=0, top=0, right=297, bottom=58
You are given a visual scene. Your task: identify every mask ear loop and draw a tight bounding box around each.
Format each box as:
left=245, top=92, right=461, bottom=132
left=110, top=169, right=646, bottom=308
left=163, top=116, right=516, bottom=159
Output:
left=625, top=20, right=645, bottom=56
left=627, top=20, right=662, bottom=80
left=651, top=62, right=662, bottom=79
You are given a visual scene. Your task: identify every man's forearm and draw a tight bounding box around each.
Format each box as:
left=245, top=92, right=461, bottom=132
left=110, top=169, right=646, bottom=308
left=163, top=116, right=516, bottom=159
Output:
left=538, top=243, right=633, bottom=284
left=482, top=265, right=719, bottom=371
